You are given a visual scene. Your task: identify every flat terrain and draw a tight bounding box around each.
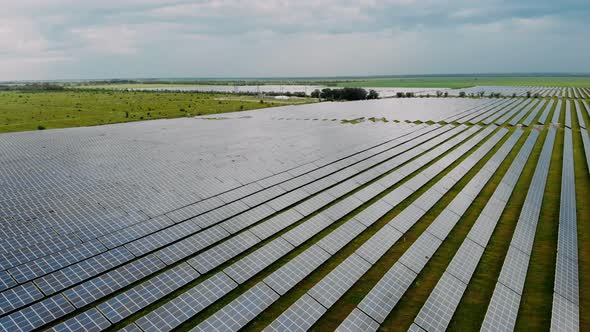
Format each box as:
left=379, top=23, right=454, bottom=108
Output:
left=67, top=75, right=590, bottom=90
left=335, top=76, right=590, bottom=88
left=0, top=90, right=314, bottom=134
left=0, top=93, right=588, bottom=332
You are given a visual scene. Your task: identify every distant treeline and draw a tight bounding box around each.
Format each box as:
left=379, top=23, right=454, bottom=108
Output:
left=311, top=88, right=379, bottom=101
left=0, top=83, right=65, bottom=91
left=75, top=79, right=357, bottom=86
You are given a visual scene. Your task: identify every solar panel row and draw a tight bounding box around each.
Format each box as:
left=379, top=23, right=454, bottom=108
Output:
left=495, top=99, right=534, bottom=126
left=538, top=99, right=556, bottom=125
left=480, top=127, right=557, bottom=332
left=40, top=124, right=468, bottom=330
left=188, top=126, right=496, bottom=331
left=251, top=125, right=500, bottom=330
left=508, top=100, right=539, bottom=126
left=0, top=93, right=585, bottom=332
left=1, top=124, right=440, bottom=304
left=0, top=123, right=418, bottom=258
left=339, top=129, right=527, bottom=329
left=550, top=128, right=579, bottom=331
left=414, top=129, right=543, bottom=332
left=565, top=100, right=572, bottom=129
left=522, top=99, right=548, bottom=126
left=552, top=99, right=563, bottom=124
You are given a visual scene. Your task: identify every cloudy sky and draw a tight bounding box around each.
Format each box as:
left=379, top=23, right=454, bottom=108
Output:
left=1, top=0, right=589, bottom=80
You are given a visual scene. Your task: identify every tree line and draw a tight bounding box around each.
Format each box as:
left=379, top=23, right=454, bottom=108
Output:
left=310, top=87, right=379, bottom=101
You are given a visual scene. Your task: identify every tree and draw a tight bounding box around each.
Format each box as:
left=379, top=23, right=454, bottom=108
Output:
left=319, top=87, right=369, bottom=101
left=459, top=91, right=466, bottom=97
left=320, top=88, right=333, bottom=100
left=367, top=90, right=379, bottom=99
left=310, top=89, right=321, bottom=98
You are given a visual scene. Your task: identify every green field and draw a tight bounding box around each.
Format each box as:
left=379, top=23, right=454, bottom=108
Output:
left=0, top=90, right=314, bottom=134
left=65, top=75, right=590, bottom=90
left=335, top=76, right=590, bottom=88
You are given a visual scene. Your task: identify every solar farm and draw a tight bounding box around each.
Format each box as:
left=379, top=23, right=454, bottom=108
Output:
left=1, top=87, right=589, bottom=332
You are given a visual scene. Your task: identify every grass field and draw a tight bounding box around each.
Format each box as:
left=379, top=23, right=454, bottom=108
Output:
left=0, top=90, right=313, bottom=134
left=335, top=76, right=590, bottom=88
left=67, top=75, right=590, bottom=90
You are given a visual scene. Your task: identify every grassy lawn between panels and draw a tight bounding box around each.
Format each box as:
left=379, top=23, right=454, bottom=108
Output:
left=0, top=90, right=315, bottom=134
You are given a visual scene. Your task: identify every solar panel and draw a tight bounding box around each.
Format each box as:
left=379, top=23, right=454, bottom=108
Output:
left=307, top=253, right=370, bottom=308
left=316, top=219, right=366, bottom=255
left=293, top=191, right=336, bottom=217
left=336, top=308, right=379, bottom=332
left=355, top=225, right=402, bottom=264
left=221, top=204, right=276, bottom=234
left=187, top=230, right=260, bottom=274
left=98, top=215, right=174, bottom=249
left=414, top=273, right=466, bottom=332
left=250, top=210, right=303, bottom=240
left=353, top=200, right=393, bottom=227
left=480, top=283, right=521, bottom=332
left=552, top=100, right=563, bottom=123
left=388, top=204, right=426, bottom=234
left=63, top=254, right=165, bottom=308
left=399, top=232, right=442, bottom=274
left=118, top=323, right=143, bottom=332
left=537, top=99, right=555, bottom=124
left=97, top=263, right=199, bottom=323
left=281, top=213, right=333, bottom=247
left=241, top=186, right=286, bottom=208
left=8, top=240, right=106, bottom=284
left=551, top=294, right=579, bottom=332
left=554, top=254, right=579, bottom=305
left=263, top=245, right=330, bottom=295
left=154, top=225, right=229, bottom=265
left=0, top=272, right=17, bottom=293
left=0, top=234, right=82, bottom=271
left=0, top=295, right=74, bottom=332
left=1, top=95, right=582, bottom=332
left=550, top=128, right=579, bottom=330
left=34, top=247, right=135, bottom=296
left=267, top=188, right=310, bottom=211
left=357, top=262, right=416, bottom=323
left=496, top=246, right=529, bottom=295
left=565, top=100, right=572, bottom=128
left=191, top=282, right=279, bottom=331
left=264, top=294, right=326, bottom=332
left=224, top=237, right=294, bottom=284
left=47, top=308, right=111, bottom=332
left=323, top=196, right=363, bottom=221
left=135, top=272, right=237, bottom=332
left=0, top=282, right=44, bottom=315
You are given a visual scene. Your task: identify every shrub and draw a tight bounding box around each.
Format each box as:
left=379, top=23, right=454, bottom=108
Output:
left=367, top=90, right=379, bottom=99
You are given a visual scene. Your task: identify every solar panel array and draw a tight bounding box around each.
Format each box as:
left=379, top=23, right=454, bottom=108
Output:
left=480, top=127, right=557, bottom=332
left=551, top=128, right=579, bottom=331
left=0, top=91, right=585, bottom=332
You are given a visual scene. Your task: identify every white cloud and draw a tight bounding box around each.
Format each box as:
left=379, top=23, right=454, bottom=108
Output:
left=0, top=0, right=589, bottom=80
left=70, top=25, right=139, bottom=55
